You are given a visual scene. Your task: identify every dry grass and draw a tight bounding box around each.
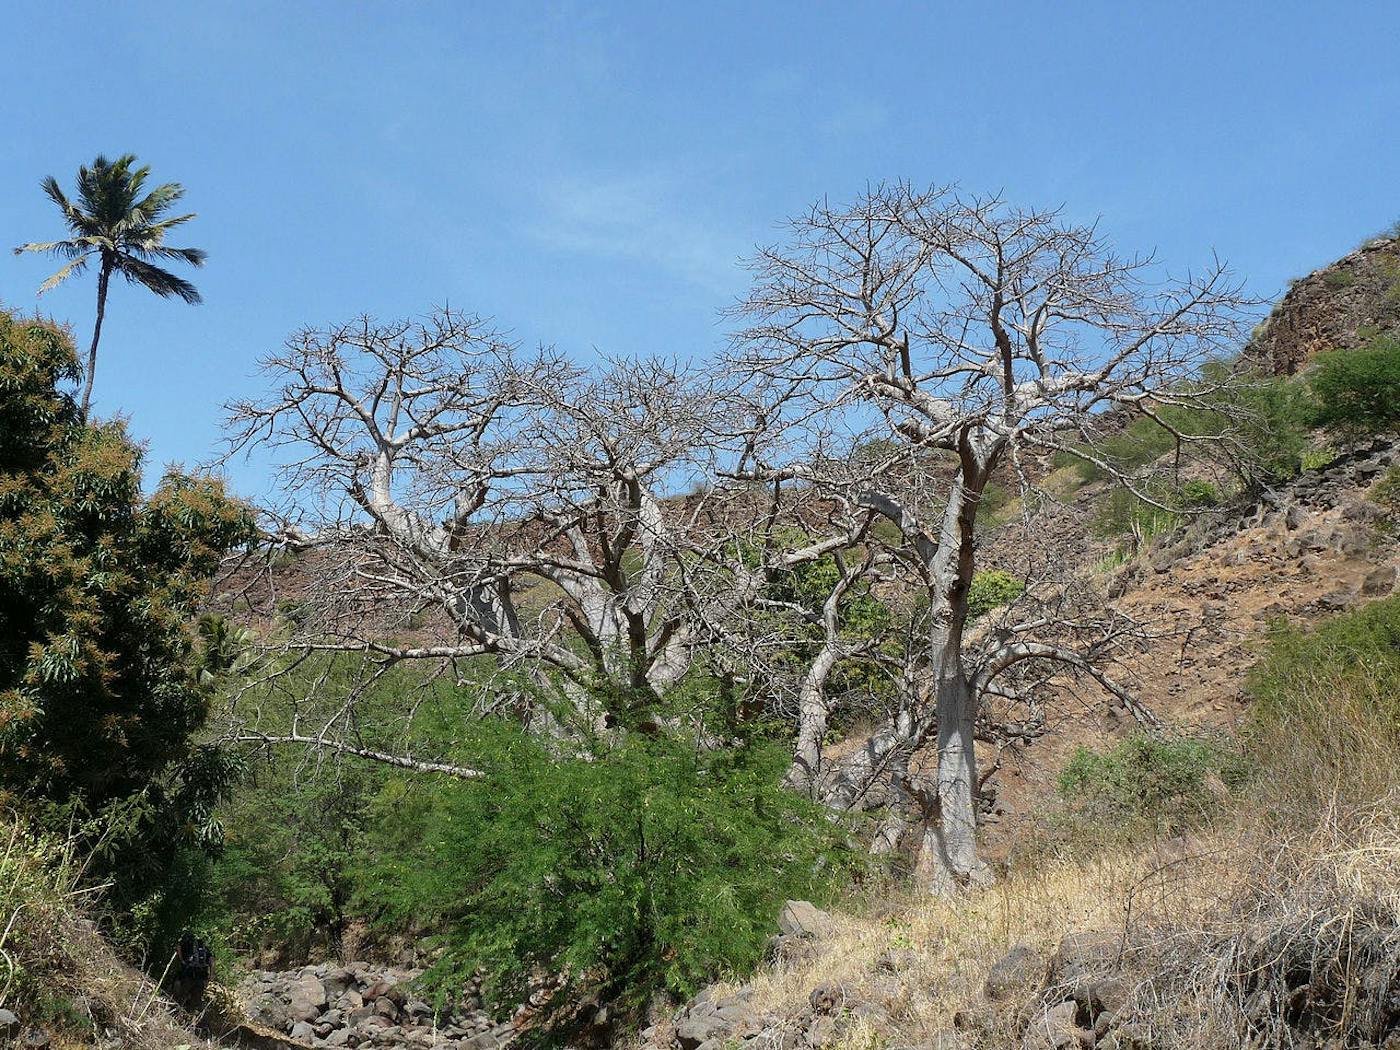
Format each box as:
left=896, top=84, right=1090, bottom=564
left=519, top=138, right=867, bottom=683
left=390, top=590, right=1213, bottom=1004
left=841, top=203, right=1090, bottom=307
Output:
left=708, top=659, right=1400, bottom=1049
left=0, top=814, right=217, bottom=1049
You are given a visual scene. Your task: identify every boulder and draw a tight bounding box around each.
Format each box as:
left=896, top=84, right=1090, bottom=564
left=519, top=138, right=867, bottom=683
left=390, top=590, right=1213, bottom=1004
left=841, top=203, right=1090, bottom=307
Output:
left=984, top=943, right=1046, bottom=1002
left=1048, top=931, right=1128, bottom=1017
left=290, top=1020, right=318, bottom=1041
left=1021, top=1001, right=1088, bottom=1050
left=777, top=899, right=833, bottom=939
left=1363, top=564, right=1397, bottom=596
left=674, top=993, right=759, bottom=1050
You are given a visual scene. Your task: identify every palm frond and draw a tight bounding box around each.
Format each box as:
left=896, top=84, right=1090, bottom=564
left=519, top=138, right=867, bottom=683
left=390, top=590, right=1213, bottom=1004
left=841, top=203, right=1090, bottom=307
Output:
left=15, top=238, right=86, bottom=258
left=131, top=182, right=185, bottom=222
left=113, top=252, right=203, bottom=303
left=142, top=244, right=208, bottom=267
left=39, top=176, right=90, bottom=234
left=148, top=211, right=198, bottom=233
left=36, top=253, right=93, bottom=294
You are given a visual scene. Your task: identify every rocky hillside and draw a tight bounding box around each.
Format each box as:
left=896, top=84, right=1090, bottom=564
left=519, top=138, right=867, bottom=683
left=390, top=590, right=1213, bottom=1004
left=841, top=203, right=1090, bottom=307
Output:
left=1249, top=231, right=1400, bottom=375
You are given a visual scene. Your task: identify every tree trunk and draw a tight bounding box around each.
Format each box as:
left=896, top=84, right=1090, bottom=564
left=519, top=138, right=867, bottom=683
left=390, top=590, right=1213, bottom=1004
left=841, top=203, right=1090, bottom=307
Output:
left=914, top=664, right=987, bottom=892
left=786, top=646, right=840, bottom=793
left=913, top=439, right=996, bottom=893
left=80, top=260, right=111, bottom=419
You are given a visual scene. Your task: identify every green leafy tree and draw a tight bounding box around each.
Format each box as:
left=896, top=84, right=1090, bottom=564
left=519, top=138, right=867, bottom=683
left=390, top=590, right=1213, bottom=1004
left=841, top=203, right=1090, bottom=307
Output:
left=1308, top=336, right=1400, bottom=435
left=0, top=311, right=253, bottom=932
left=13, top=154, right=206, bottom=417
left=362, top=720, right=852, bottom=1042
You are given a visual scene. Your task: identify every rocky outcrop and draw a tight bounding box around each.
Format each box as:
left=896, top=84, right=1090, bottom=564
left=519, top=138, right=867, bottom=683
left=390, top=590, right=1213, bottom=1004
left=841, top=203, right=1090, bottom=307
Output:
left=238, top=963, right=511, bottom=1049
left=1248, top=234, right=1400, bottom=375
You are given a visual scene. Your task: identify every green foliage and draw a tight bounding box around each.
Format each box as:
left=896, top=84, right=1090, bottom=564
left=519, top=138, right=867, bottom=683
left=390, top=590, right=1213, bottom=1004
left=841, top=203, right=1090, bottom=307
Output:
left=1246, top=597, right=1400, bottom=733
left=1323, top=270, right=1356, bottom=289
left=1058, top=364, right=1317, bottom=491
left=1243, top=598, right=1400, bottom=828
left=757, top=551, right=897, bottom=723
left=1179, top=479, right=1220, bottom=508
left=1300, top=446, right=1338, bottom=471
left=1213, top=366, right=1317, bottom=483
left=1061, top=410, right=1206, bottom=484
left=361, top=720, right=852, bottom=1039
left=1307, top=336, right=1400, bottom=435
left=1370, top=464, right=1400, bottom=515
left=1091, top=487, right=1182, bottom=544
left=966, top=569, right=1023, bottom=621
left=16, top=153, right=205, bottom=304
left=1057, top=733, right=1244, bottom=835
left=0, top=310, right=254, bottom=950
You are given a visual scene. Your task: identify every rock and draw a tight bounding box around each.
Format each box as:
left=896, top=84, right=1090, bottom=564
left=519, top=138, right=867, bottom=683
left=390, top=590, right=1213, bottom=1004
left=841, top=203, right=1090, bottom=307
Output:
left=1048, top=930, right=1128, bottom=1017
left=1363, top=564, right=1397, bottom=596
left=324, top=1030, right=356, bottom=1048
left=778, top=899, right=834, bottom=939
left=0, top=1010, right=19, bottom=1038
left=20, top=1029, right=51, bottom=1050
left=290, top=1021, right=318, bottom=1041
left=1021, top=1001, right=1087, bottom=1050
left=406, top=998, right=433, bottom=1018
left=674, top=994, right=759, bottom=1050
left=324, top=966, right=357, bottom=996
left=288, top=994, right=324, bottom=1024
left=985, top=943, right=1045, bottom=1002
left=1317, top=587, right=1357, bottom=611
left=374, top=996, right=400, bottom=1021
left=875, top=947, right=921, bottom=973
left=808, top=982, right=845, bottom=1014
left=805, top=1013, right=846, bottom=1047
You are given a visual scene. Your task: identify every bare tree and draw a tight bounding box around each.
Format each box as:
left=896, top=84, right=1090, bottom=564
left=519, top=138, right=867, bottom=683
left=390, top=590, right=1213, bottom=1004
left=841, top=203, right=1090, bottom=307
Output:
left=733, top=184, right=1253, bottom=889
left=223, top=309, right=866, bottom=757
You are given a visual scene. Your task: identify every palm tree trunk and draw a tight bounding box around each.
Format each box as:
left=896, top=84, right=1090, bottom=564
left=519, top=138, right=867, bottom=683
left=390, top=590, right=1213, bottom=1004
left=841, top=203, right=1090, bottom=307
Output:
left=80, top=260, right=111, bottom=419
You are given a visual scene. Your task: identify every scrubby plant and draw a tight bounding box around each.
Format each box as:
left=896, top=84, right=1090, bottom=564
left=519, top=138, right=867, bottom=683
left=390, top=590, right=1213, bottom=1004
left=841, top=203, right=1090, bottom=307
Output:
left=1306, top=336, right=1400, bottom=435
left=966, top=569, right=1024, bottom=621
left=1246, top=599, right=1400, bottom=815
left=1299, top=445, right=1338, bottom=471
left=360, top=717, right=853, bottom=1040
left=1179, top=479, right=1221, bottom=508
left=1057, top=733, right=1245, bottom=836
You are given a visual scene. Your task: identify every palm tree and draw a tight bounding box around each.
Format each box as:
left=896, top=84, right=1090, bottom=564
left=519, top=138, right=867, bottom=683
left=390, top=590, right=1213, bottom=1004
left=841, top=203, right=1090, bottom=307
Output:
left=14, top=154, right=206, bottom=417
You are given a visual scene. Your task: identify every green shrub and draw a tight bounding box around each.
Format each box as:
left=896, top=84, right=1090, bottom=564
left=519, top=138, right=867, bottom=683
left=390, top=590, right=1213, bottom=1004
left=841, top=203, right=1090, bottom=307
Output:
left=967, top=569, right=1024, bottom=621
left=360, top=721, right=852, bottom=1039
left=1371, top=464, right=1400, bottom=515
left=1323, top=270, right=1356, bottom=289
left=1058, top=364, right=1316, bottom=491
left=1300, top=446, right=1338, bottom=471
left=1247, top=597, right=1400, bottom=733
left=1307, top=336, right=1400, bottom=435
left=1244, top=598, right=1400, bottom=826
left=1179, top=479, right=1220, bottom=508
left=1091, top=487, right=1182, bottom=544
left=1057, top=733, right=1244, bottom=836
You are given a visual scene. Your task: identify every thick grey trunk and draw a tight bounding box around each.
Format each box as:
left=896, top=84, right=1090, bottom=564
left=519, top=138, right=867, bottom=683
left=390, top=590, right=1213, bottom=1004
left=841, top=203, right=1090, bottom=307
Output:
left=786, top=646, right=840, bottom=793
left=915, top=668, right=987, bottom=891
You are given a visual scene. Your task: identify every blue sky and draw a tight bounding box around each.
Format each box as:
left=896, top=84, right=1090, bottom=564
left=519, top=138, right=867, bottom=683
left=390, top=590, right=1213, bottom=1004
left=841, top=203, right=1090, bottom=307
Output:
left=3, top=1, right=1397, bottom=499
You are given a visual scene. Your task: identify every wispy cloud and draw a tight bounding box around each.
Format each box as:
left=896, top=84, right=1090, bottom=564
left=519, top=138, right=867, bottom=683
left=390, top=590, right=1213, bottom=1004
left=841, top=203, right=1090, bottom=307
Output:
left=527, top=169, right=748, bottom=295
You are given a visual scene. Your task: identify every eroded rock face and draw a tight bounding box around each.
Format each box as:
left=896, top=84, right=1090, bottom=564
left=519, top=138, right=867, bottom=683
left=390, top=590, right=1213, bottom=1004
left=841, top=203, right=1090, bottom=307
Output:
left=1248, top=234, right=1400, bottom=376
left=238, top=963, right=508, bottom=1049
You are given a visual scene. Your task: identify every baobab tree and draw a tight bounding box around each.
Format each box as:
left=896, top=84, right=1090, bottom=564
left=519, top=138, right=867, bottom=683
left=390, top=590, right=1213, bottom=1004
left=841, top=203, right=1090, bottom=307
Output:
left=224, top=309, right=864, bottom=755
left=733, top=184, right=1253, bottom=889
